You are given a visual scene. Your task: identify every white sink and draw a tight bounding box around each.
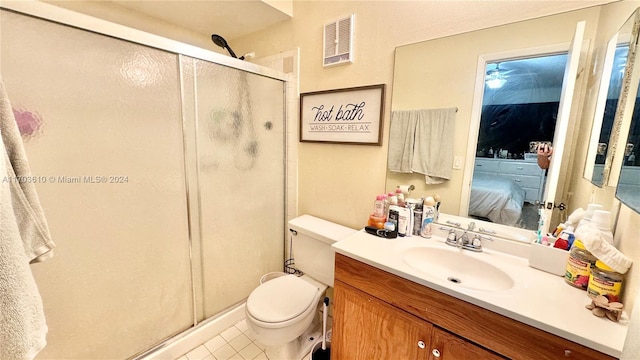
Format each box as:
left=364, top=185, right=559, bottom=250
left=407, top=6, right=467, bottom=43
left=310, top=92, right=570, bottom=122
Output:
left=402, top=246, right=514, bottom=291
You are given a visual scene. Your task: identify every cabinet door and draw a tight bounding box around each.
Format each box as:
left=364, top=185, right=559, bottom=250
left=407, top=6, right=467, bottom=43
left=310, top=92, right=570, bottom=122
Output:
left=429, top=327, right=505, bottom=360
left=332, top=280, right=433, bottom=360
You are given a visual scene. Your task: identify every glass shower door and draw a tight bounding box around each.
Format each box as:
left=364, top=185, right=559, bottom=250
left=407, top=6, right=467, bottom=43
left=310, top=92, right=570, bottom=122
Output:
left=0, top=9, right=193, bottom=359
left=189, top=57, right=286, bottom=318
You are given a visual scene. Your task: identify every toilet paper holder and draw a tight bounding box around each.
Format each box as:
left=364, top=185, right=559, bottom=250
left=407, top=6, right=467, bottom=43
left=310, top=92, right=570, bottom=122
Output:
left=397, top=184, right=415, bottom=194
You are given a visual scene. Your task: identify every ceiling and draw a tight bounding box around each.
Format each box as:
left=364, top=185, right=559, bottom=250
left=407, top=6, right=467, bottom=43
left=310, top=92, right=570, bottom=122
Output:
left=41, top=0, right=618, bottom=40
left=42, top=0, right=616, bottom=52
left=110, top=0, right=291, bottom=41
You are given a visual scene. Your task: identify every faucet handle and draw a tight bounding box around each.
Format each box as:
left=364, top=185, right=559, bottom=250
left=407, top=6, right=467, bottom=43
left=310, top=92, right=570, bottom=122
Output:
left=471, top=234, right=482, bottom=247
left=467, top=222, right=476, bottom=231
left=467, top=234, right=493, bottom=250
left=445, top=229, right=457, bottom=246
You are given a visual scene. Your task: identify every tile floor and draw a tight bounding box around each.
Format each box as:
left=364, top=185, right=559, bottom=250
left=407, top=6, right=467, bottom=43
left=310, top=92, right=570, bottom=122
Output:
left=176, top=319, right=268, bottom=360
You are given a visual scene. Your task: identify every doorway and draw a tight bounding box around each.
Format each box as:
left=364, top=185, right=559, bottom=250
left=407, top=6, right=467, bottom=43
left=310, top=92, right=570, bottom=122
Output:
left=469, top=53, right=568, bottom=230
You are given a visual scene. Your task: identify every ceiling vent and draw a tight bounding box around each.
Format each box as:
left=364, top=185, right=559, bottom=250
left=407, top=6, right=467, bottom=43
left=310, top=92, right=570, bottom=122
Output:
left=323, top=14, right=354, bottom=67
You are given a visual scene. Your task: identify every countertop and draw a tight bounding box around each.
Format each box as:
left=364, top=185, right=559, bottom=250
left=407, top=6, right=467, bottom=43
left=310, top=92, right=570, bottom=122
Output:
left=332, top=230, right=628, bottom=358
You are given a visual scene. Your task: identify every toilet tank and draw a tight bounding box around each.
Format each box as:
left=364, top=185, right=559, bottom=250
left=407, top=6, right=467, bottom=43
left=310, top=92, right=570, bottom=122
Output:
left=288, top=215, right=357, bottom=287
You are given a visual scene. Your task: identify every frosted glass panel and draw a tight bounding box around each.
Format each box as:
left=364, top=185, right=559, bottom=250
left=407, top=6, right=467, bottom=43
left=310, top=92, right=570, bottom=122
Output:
left=1, top=10, right=192, bottom=359
left=193, top=59, right=286, bottom=317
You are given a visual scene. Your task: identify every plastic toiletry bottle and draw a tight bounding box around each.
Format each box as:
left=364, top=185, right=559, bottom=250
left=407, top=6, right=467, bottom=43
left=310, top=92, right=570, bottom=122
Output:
left=373, top=195, right=385, bottom=218
left=558, top=227, right=575, bottom=249
left=382, top=194, right=389, bottom=217
left=396, top=190, right=405, bottom=207
left=420, top=196, right=436, bottom=238
left=577, top=203, right=603, bottom=229
left=384, top=221, right=395, bottom=231
left=388, top=193, right=398, bottom=207
left=397, top=206, right=412, bottom=237
left=388, top=206, right=400, bottom=234
left=590, top=210, right=614, bottom=245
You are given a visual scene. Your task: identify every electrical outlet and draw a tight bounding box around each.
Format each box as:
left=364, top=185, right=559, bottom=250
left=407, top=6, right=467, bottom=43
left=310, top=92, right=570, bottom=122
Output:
left=453, top=156, right=463, bottom=170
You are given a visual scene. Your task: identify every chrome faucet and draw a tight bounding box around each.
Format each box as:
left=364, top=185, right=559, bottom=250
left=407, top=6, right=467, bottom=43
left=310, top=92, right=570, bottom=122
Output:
left=444, top=221, right=493, bottom=252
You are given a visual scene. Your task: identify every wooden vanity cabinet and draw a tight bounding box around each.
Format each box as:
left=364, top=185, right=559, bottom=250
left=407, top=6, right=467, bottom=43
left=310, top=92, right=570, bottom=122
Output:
left=332, top=280, right=433, bottom=359
left=428, top=327, right=505, bottom=360
left=332, top=254, right=616, bottom=360
left=333, top=280, right=504, bottom=360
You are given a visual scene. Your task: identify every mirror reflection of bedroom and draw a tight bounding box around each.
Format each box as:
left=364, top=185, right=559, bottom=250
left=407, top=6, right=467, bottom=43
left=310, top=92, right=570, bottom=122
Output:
left=470, top=53, right=567, bottom=230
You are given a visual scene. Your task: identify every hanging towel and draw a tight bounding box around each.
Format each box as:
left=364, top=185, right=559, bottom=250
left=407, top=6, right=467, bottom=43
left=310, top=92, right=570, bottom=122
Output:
left=411, top=108, right=456, bottom=184
left=0, top=79, right=55, bottom=360
left=388, top=110, right=418, bottom=173
left=388, top=108, right=456, bottom=183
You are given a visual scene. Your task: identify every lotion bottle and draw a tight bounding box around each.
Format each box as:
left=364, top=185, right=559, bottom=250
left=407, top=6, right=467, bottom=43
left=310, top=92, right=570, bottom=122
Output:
left=373, top=195, right=385, bottom=218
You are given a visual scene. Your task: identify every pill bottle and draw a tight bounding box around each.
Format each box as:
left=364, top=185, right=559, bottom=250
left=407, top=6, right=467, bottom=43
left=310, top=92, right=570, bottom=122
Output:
left=564, top=240, right=597, bottom=290
left=588, top=260, right=624, bottom=303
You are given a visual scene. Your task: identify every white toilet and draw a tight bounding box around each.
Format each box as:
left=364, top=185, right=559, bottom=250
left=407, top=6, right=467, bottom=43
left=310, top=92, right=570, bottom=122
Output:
left=245, top=215, right=357, bottom=360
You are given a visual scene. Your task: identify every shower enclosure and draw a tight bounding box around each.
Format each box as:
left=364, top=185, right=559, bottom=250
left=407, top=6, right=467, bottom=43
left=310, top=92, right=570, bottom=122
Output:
left=0, top=5, right=286, bottom=359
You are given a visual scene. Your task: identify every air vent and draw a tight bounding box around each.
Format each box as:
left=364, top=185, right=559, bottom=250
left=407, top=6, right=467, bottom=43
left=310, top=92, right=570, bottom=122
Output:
left=323, top=14, right=354, bottom=67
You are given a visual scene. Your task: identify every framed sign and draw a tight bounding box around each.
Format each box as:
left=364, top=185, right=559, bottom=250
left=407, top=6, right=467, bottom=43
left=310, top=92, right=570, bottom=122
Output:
left=300, top=84, right=385, bottom=145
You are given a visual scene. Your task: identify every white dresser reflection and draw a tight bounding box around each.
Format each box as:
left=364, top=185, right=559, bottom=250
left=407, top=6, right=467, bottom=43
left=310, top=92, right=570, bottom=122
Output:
left=474, top=158, right=546, bottom=204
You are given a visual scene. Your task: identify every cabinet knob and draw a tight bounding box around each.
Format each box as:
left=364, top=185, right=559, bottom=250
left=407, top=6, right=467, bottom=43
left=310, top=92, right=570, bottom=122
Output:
left=417, top=340, right=426, bottom=349
left=517, top=166, right=524, bottom=170
left=564, top=349, right=572, bottom=357
left=432, top=349, right=441, bottom=357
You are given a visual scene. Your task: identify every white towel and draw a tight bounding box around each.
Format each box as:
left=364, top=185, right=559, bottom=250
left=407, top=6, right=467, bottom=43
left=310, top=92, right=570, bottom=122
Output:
left=575, top=223, right=632, bottom=274
left=0, top=79, right=55, bottom=360
left=388, top=108, right=456, bottom=184
left=388, top=110, right=418, bottom=173
left=411, top=108, right=456, bottom=184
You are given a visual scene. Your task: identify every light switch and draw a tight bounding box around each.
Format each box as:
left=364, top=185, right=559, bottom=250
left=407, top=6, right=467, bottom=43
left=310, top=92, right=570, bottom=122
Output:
left=453, top=156, right=463, bottom=170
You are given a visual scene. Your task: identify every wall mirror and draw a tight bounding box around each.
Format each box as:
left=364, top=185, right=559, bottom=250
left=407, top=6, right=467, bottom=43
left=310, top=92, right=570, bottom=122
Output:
left=387, top=4, right=636, bottom=243
left=615, top=9, right=640, bottom=213
left=584, top=10, right=635, bottom=187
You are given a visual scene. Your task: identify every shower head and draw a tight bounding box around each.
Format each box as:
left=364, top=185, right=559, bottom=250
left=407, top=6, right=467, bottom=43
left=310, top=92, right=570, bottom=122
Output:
left=211, top=34, right=239, bottom=59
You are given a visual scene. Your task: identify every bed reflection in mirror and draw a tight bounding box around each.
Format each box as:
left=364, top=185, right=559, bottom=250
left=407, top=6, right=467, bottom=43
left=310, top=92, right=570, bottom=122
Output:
left=470, top=54, right=566, bottom=230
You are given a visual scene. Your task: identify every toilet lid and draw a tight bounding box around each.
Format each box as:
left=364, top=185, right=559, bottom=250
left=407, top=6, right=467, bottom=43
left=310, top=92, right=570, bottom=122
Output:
left=246, top=275, right=319, bottom=323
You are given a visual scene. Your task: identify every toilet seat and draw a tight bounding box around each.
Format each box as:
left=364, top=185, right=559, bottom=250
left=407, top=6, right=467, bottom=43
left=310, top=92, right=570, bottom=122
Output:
left=246, top=275, right=319, bottom=323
